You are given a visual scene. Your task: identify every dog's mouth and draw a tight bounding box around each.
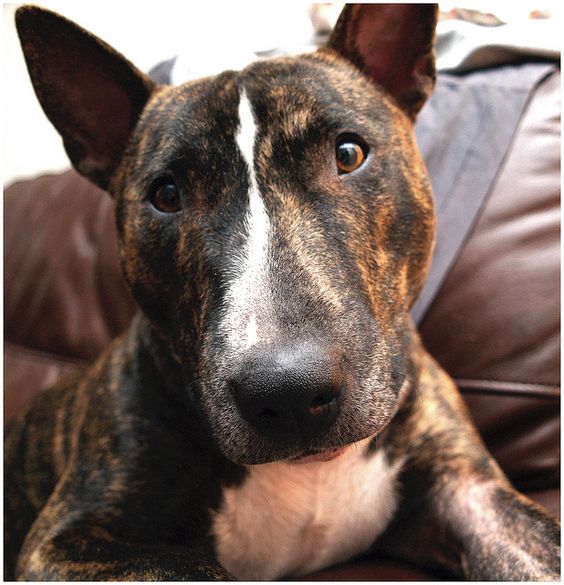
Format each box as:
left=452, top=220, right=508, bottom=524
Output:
left=287, top=445, right=350, bottom=464
left=198, top=342, right=402, bottom=465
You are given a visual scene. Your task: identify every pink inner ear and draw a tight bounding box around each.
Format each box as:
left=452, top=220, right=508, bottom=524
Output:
left=16, top=6, right=154, bottom=189
left=337, top=4, right=437, bottom=119
left=68, top=69, right=133, bottom=163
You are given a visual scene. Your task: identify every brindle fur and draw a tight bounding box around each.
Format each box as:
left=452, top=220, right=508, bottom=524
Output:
left=5, top=4, right=560, bottom=581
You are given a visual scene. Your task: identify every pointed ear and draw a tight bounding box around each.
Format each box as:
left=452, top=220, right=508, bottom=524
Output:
left=15, top=6, right=156, bottom=190
left=327, top=4, right=437, bottom=120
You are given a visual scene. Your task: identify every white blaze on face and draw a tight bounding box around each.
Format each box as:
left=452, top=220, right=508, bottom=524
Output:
left=221, top=89, right=271, bottom=350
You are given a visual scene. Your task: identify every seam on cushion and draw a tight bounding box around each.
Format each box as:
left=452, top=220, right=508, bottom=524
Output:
left=4, top=341, right=87, bottom=368
left=456, top=378, right=559, bottom=399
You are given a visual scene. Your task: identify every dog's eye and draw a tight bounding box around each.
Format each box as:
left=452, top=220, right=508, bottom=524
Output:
left=336, top=137, right=367, bottom=174
left=149, top=180, right=181, bottom=213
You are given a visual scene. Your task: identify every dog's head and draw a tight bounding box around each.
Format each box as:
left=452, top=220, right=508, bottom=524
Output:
left=16, top=4, right=437, bottom=464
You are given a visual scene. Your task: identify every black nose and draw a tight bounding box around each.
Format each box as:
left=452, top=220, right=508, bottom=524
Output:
left=230, top=342, right=345, bottom=440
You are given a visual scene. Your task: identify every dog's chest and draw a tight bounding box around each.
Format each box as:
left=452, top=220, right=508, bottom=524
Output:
left=212, top=445, right=401, bottom=580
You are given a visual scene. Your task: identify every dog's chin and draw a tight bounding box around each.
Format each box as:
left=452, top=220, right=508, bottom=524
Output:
left=224, top=446, right=341, bottom=466
left=205, top=385, right=397, bottom=465
left=218, top=426, right=382, bottom=466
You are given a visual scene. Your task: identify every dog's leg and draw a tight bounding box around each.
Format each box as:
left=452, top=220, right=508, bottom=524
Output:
left=17, top=501, right=232, bottom=580
left=379, top=349, right=560, bottom=581
left=384, top=469, right=560, bottom=580
left=440, top=477, right=559, bottom=580
left=8, top=322, right=234, bottom=581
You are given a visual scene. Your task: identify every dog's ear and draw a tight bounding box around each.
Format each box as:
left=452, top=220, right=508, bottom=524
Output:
left=15, top=6, right=155, bottom=190
left=327, top=4, right=437, bottom=120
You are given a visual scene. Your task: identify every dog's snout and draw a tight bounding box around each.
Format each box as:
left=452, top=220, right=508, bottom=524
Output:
left=230, top=342, right=345, bottom=439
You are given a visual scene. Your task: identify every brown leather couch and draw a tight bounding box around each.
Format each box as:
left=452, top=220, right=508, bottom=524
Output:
left=4, top=66, right=559, bottom=580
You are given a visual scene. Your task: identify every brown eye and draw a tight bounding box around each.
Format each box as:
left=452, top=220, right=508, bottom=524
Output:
left=150, top=180, right=181, bottom=213
left=336, top=139, right=366, bottom=174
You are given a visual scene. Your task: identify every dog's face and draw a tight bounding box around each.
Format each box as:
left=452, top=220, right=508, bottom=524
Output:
left=116, top=57, right=435, bottom=463
left=17, top=5, right=437, bottom=464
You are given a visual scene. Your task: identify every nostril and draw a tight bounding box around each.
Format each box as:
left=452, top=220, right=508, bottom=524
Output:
left=257, top=407, right=278, bottom=419
left=308, top=388, right=341, bottom=415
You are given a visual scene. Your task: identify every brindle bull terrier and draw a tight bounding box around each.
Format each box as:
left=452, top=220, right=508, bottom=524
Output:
left=5, top=3, right=560, bottom=581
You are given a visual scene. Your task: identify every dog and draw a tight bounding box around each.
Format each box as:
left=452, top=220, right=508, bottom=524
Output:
left=5, top=4, right=560, bottom=581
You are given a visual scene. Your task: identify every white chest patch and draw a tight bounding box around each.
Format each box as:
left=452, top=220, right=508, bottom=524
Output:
left=212, top=440, right=402, bottom=580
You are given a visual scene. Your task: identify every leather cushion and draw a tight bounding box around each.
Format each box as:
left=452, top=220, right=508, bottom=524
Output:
left=4, top=171, right=135, bottom=361
left=419, top=70, right=560, bottom=490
